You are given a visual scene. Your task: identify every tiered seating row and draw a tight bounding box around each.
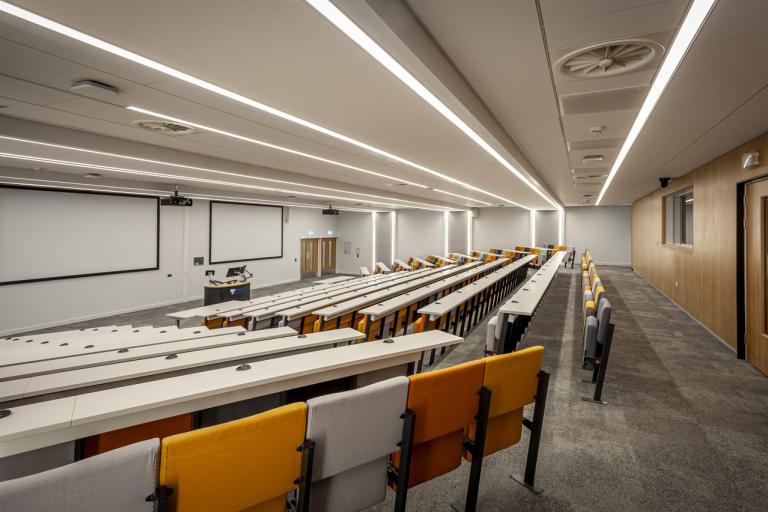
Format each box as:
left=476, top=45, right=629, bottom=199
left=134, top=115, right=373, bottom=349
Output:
left=581, top=250, right=615, bottom=404
left=353, top=259, right=507, bottom=344
left=0, top=346, right=549, bottom=512
left=487, top=251, right=567, bottom=354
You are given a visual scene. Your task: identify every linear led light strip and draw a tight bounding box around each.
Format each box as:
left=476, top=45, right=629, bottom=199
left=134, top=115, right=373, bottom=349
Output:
left=0, top=135, right=444, bottom=210
left=596, top=0, right=717, bottom=205
left=305, top=0, right=560, bottom=211
left=0, top=151, right=449, bottom=210
left=0, top=176, right=381, bottom=212
left=127, top=106, right=427, bottom=189
left=0, top=1, right=525, bottom=209
left=128, top=107, right=495, bottom=207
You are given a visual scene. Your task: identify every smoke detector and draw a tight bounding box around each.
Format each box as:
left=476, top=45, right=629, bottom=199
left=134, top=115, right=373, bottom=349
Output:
left=557, top=39, right=663, bottom=79
left=590, top=126, right=606, bottom=135
left=132, top=119, right=198, bottom=136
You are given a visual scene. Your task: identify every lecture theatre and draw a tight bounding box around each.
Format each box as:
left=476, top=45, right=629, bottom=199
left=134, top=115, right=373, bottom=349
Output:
left=0, top=1, right=766, bottom=511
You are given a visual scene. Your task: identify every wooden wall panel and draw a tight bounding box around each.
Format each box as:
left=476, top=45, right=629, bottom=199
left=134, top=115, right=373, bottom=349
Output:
left=632, top=132, right=768, bottom=350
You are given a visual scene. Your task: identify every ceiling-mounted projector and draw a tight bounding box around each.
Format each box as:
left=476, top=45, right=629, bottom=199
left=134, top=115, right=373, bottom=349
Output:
left=160, top=190, right=193, bottom=206
left=322, top=205, right=339, bottom=215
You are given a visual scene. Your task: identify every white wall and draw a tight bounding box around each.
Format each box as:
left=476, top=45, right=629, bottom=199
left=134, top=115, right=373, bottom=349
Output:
left=471, top=207, right=530, bottom=251
left=336, top=211, right=373, bottom=275
left=0, top=199, right=340, bottom=335
left=375, top=212, right=394, bottom=267
left=447, top=211, right=469, bottom=254
left=535, top=210, right=559, bottom=247
left=396, top=209, right=445, bottom=259
left=565, top=205, right=632, bottom=265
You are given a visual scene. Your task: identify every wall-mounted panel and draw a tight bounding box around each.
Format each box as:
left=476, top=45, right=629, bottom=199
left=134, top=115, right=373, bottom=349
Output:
left=0, top=186, right=159, bottom=285
left=209, top=202, right=283, bottom=264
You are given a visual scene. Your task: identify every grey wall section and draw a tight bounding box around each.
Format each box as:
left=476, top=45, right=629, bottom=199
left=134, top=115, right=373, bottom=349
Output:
left=396, top=209, right=444, bottom=259
left=472, top=207, right=530, bottom=251
left=447, top=211, right=469, bottom=253
left=565, top=205, right=632, bottom=265
left=535, top=210, right=558, bottom=246
left=375, top=212, right=394, bottom=267
left=336, top=211, right=373, bottom=275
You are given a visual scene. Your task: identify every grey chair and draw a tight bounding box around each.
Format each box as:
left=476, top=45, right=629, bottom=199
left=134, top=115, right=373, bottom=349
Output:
left=306, top=377, right=409, bottom=512
left=0, top=438, right=159, bottom=512
left=583, top=315, right=599, bottom=366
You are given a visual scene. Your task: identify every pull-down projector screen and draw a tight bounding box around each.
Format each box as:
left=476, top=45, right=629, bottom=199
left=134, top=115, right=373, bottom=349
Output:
left=0, top=186, right=159, bottom=285
left=209, top=201, right=283, bottom=264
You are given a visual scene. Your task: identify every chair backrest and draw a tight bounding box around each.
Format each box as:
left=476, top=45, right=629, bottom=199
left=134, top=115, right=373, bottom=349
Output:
left=159, top=402, right=307, bottom=512
left=360, top=266, right=370, bottom=276
left=594, top=285, right=606, bottom=305
left=392, top=359, right=485, bottom=488
left=0, top=438, right=159, bottom=512
left=596, top=299, right=613, bottom=344
left=467, top=347, right=544, bottom=457
left=306, top=377, right=408, bottom=512
left=583, top=314, right=599, bottom=360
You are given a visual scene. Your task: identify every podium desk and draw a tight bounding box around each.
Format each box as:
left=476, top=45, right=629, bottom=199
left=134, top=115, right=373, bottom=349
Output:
left=203, top=280, right=250, bottom=306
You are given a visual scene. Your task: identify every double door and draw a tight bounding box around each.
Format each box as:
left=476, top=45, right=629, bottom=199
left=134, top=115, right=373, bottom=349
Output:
left=300, top=237, right=337, bottom=279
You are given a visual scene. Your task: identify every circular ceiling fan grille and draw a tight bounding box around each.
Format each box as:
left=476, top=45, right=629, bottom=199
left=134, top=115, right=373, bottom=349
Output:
left=132, top=119, right=198, bottom=136
left=557, top=39, right=663, bottom=79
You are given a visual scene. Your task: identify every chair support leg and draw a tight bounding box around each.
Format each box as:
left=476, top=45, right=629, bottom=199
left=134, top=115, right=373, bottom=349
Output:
left=296, top=440, right=315, bottom=512
left=510, top=370, right=549, bottom=494
left=392, top=409, right=416, bottom=512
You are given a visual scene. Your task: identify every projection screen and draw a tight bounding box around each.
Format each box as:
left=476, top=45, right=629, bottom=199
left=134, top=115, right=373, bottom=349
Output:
left=209, top=201, right=283, bottom=264
left=0, top=186, right=160, bottom=285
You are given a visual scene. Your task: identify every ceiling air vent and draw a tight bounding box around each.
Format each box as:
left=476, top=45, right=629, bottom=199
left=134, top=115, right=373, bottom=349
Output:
left=556, top=39, right=663, bottom=79
left=387, top=182, right=409, bottom=187
left=132, top=119, right=198, bottom=136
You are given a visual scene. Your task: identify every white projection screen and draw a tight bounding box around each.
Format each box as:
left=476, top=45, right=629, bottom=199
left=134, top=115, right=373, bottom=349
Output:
left=0, top=187, right=159, bottom=285
left=209, top=202, right=283, bottom=264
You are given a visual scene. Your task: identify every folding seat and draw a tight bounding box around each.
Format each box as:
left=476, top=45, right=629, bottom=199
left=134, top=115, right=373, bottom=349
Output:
left=305, top=377, right=410, bottom=512
left=156, top=402, right=311, bottom=512
left=390, top=360, right=486, bottom=509
left=81, top=414, right=192, bottom=458
left=203, top=316, right=226, bottom=329
left=485, top=314, right=505, bottom=354
left=583, top=315, right=599, bottom=366
left=357, top=315, right=383, bottom=341
left=0, top=439, right=159, bottom=511
left=467, top=347, right=546, bottom=461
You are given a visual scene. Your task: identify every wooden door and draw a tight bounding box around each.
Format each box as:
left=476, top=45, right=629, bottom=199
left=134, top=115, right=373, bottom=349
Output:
left=320, top=238, right=337, bottom=275
left=745, top=179, right=768, bottom=374
left=300, top=238, right=319, bottom=279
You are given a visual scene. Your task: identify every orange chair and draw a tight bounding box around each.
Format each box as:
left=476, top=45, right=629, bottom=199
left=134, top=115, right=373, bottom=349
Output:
left=390, top=359, right=490, bottom=511
left=466, top=346, right=549, bottom=492
left=81, top=414, right=193, bottom=458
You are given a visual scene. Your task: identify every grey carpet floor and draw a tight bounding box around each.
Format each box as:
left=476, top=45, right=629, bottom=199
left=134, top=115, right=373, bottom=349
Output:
left=13, top=268, right=768, bottom=511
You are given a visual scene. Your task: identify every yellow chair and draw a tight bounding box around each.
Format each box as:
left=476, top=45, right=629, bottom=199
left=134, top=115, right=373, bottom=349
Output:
left=158, top=403, right=312, bottom=512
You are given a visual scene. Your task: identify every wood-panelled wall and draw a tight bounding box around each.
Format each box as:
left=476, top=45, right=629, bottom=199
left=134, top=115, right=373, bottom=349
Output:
left=632, top=132, right=768, bottom=350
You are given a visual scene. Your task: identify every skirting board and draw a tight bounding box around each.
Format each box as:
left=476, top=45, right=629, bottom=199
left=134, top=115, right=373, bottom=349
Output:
left=633, top=270, right=736, bottom=354
left=1, top=276, right=302, bottom=336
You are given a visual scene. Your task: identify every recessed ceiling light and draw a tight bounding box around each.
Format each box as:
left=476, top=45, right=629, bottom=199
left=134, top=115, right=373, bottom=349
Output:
left=0, top=1, right=529, bottom=210
left=596, top=0, right=717, bottom=205
left=0, top=135, right=445, bottom=210
left=305, top=0, right=560, bottom=211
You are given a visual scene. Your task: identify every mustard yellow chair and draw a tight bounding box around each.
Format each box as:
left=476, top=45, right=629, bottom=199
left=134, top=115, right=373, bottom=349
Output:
left=466, top=346, right=549, bottom=492
left=157, top=403, right=312, bottom=512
